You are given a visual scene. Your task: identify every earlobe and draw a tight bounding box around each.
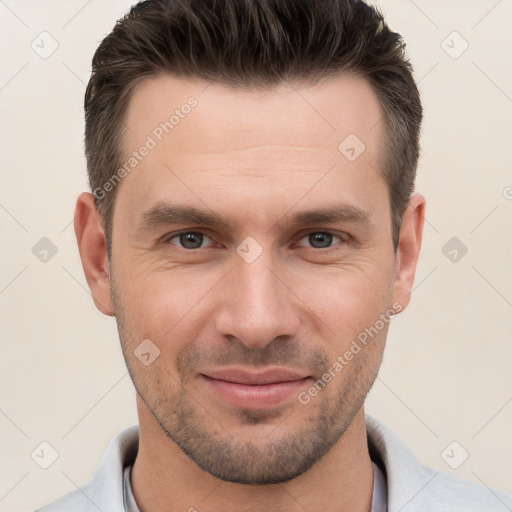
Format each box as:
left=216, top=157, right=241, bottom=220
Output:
left=392, top=193, right=426, bottom=311
left=74, top=192, right=115, bottom=316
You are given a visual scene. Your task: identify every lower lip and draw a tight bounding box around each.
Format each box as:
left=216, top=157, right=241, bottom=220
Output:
left=201, top=375, right=311, bottom=409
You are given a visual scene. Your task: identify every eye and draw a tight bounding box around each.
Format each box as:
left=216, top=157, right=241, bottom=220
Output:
left=164, top=231, right=215, bottom=249
left=162, top=230, right=349, bottom=251
left=295, top=231, right=348, bottom=249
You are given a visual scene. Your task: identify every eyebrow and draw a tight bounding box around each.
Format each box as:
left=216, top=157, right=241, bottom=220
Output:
left=136, top=201, right=371, bottom=232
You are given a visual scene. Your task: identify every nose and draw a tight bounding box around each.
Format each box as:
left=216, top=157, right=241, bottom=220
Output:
left=213, top=247, right=301, bottom=349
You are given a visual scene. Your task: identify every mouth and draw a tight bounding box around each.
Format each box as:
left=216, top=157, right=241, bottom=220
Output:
left=199, top=368, right=312, bottom=409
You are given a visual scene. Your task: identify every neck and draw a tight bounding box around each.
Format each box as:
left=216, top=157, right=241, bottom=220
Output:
left=131, top=397, right=374, bottom=512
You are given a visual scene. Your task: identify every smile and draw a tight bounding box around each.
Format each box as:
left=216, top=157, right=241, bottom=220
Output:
left=200, top=368, right=312, bottom=409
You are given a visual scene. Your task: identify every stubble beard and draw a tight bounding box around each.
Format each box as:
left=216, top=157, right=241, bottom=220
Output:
left=110, top=274, right=383, bottom=485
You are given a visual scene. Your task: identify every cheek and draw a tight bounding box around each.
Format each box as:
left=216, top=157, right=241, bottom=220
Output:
left=291, top=272, right=393, bottom=375
left=115, top=268, right=219, bottom=351
left=299, top=265, right=394, bottom=332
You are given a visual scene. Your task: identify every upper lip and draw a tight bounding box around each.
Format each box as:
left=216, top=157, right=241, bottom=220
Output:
left=201, top=368, right=309, bottom=385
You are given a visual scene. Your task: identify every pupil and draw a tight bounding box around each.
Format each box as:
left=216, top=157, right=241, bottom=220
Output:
left=311, top=233, right=332, bottom=248
left=181, top=232, right=202, bottom=249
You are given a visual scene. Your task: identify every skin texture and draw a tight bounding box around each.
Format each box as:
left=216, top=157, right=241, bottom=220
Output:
left=75, top=73, right=425, bottom=512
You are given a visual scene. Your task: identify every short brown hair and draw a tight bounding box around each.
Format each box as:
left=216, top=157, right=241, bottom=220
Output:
left=85, top=0, right=422, bottom=256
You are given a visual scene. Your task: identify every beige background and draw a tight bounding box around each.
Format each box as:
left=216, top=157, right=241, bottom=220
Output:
left=1, top=1, right=511, bottom=511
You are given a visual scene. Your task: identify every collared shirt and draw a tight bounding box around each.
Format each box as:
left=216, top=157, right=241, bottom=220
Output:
left=122, top=459, right=388, bottom=511
left=35, top=414, right=512, bottom=512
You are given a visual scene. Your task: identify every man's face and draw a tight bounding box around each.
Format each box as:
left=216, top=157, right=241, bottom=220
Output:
left=109, top=74, right=400, bottom=484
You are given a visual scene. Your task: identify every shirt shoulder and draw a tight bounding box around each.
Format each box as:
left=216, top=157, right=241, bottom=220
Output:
left=423, top=467, right=512, bottom=512
left=33, top=425, right=139, bottom=512
left=365, top=414, right=512, bottom=512
left=33, top=484, right=97, bottom=512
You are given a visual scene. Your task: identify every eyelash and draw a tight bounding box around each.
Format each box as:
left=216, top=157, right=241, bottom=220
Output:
left=161, top=230, right=350, bottom=251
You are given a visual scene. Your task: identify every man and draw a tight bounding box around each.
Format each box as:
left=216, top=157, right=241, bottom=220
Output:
left=35, top=0, right=511, bottom=511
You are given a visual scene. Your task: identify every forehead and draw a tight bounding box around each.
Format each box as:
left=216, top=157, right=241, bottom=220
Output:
left=123, top=73, right=383, bottom=157
left=114, top=73, right=387, bottom=230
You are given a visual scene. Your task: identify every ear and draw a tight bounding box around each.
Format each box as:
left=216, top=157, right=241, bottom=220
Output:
left=74, top=192, right=114, bottom=316
left=392, top=193, right=426, bottom=312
